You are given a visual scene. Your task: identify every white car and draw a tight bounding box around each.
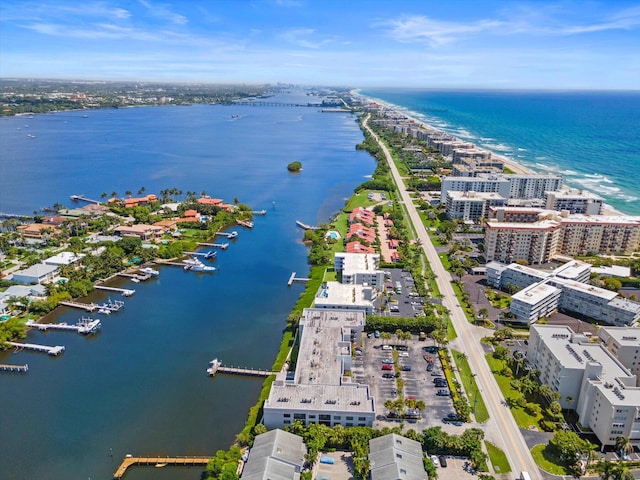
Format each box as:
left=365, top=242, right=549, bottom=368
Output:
left=398, top=352, right=409, bottom=357
left=382, top=345, right=392, bottom=350
left=431, top=455, right=440, bottom=467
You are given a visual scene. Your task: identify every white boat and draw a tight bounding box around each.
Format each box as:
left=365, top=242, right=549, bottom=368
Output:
left=183, top=256, right=216, bottom=272
left=98, top=308, right=111, bottom=315
left=131, top=277, right=140, bottom=283
left=139, top=267, right=159, bottom=276
left=155, top=463, right=167, bottom=468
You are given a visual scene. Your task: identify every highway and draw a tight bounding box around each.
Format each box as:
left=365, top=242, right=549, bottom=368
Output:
left=363, top=114, right=541, bottom=480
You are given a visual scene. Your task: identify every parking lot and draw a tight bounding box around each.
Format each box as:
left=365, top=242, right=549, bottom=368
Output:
left=357, top=334, right=459, bottom=431
left=375, top=268, right=426, bottom=318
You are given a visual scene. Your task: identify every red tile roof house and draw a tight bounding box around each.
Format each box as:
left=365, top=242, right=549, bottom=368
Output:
left=197, top=197, right=235, bottom=212
left=349, top=207, right=376, bottom=227
left=346, top=241, right=376, bottom=254
left=108, top=194, right=158, bottom=208
left=177, top=209, right=202, bottom=223
left=346, top=224, right=377, bottom=244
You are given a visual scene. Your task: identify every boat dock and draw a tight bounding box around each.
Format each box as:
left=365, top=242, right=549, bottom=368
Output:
left=207, top=359, right=274, bottom=378
left=154, top=260, right=187, bottom=267
left=197, top=242, right=228, bottom=249
left=296, top=220, right=320, bottom=230
left=95, top=285, right=135, bottom=297
left=59, top=300, right=98, bottom=312
left=8, top=341, right=65, bottom=356
left=0, top=364, right=29, bottom=373
left=215, top=231, right=238, bottom=239
left=26, top=318, right=101, bottom=335
left=98, top=299, right=124, bottom=312
left=236, top=220, right=253, bottom=228
left=70, top=194, right=101, bottom=204
left=287, top=272, right=310, bottom=286
left=113, top=456, right=211, bottom=479
left=118, top=272, right=151, bottom=282
left=183, top=250, right=217, bottom=259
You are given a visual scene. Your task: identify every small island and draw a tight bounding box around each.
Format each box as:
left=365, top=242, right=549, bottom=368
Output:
left=287, top=161, right=302, bottom=172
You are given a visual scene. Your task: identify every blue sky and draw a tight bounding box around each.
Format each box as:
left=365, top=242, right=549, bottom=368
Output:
left=1, top=0, right=639, bottom=89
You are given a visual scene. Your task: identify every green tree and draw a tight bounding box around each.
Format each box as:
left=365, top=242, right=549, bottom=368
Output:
left=615, top=436, right=633, bottom=457
left=602, top=277, right=622, bottom=291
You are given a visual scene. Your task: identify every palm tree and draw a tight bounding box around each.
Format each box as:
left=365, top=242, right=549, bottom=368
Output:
left=110, top=191, right=118, bottom=199
left=101, top=192, right=108, bottom=199
left=615, top=436, right=633, bottom=458
left=125, top=190, right=132, bottom=198
left=137, top=186, right=146, bottom=195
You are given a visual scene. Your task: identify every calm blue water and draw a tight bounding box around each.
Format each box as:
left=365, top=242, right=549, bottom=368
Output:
left=361, top=89, right=640, bottom=215
left=0, top=94, right=373, bottom=479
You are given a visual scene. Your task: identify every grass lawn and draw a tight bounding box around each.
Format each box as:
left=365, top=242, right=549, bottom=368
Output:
left=451, top=281, right=476, bottom=323
left=447, top=319, right=457, bottom=340
left=452, top=350, right=489, bottom=422
left=530, top=444, right=571, bottom=476
left=324, top=269, right=337, bottom=282
left=429, top=233, right=443, bottom=246
left=485, top=441, right=511, bottom=474
left=438, top=252, right=451, bottom=270
left=485, top=354, right=543, bottom=429
left=344, top=190, right=386, bottom=211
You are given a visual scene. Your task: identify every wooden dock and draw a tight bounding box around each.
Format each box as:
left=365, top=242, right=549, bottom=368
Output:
left=0, top=364, right=29, bottom=373
left=95, top=285, right=135, bottom=296
left=197, top=242, right=229, bottom=249
left=287, top=272, right=310, bottom=286
left=118, top=272, right=150, bottom=282
left=296, top=220, right=320, bottom=230
left=113, top=455, right=211, bottom=479
left=59, top=300, right=98, bottom=312
left=70, top=194, right=101, bottom=204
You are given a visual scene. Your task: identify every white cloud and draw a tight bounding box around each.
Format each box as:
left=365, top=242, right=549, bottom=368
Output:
left=138, top=0, right=188, bottom=25
left=279, top=28, right=327, bottom=49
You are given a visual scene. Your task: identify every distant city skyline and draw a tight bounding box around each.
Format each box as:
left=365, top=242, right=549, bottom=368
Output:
left=1, top=0, right=639, bottom=89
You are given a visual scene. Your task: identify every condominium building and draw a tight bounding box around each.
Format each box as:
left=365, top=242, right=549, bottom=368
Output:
left=488, top=206, right=558, bottom=223
left=445, top=191, right=506, bottom=223
left=349, top=207, right=376, bottom=227
left=598, top=327, right=640, bottom=387
left=334, top=253, right=384, bottom=290
left=484, top=220, right=562, bottom=264
left=240, top=429, right=306, bottom=480
left=440, top=175, right=511, bottom=202
left=506, top=174, right=564, bottom=200
left=487, top=261, right=640, bottom=326
left=313, top=282, right=375, bottom=314
left=485, top=214, right=640, bottom=263
left=369, top=434, right=428, bottom=480
left=527, top=325, right=640, bottom=450
left=545, top=189, right=604, bottom=215
left=263, top=309, right=375, bottom=429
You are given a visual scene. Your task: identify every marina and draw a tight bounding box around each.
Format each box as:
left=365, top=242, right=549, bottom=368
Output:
left=0, top=364, right=29, bottom=374
left=7, top=341, right=65, bottom=356
left=94, top=285, right=136, bottom=297
left=113, top=456, right=211, bottom=479
left=206, top=358, right=274, bottom=378
left=26, top=318, right=101, bottom=335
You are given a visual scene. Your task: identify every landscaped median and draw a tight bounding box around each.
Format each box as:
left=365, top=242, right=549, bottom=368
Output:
left=438, top=349, right=471, bottom=421
left=451, top=350, right=489, bottom=423
left=485, top=441, right=511, bottom=474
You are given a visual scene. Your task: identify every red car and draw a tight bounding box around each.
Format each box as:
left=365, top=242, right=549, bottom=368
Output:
left=382, top=364, right=393, bottom=370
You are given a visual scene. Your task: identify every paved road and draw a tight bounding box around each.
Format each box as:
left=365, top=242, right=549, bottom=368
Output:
left=363, top=114, right=542, bottom=480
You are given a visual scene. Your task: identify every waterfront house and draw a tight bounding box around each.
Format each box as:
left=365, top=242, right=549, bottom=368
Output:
left=43, top=251, right=85, bottom=267
left=113, top=224, right=165, bottom=241
left=11, top=263, right=59, bottom=285
left=16, top=223, right=61, bottom=240
left=0, top=284, right=47, bottom=314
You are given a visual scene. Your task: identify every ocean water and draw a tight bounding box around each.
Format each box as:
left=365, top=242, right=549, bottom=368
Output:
left=0, top=94, right=373, bottom=479
left=361, top=89, right=640, bottom=215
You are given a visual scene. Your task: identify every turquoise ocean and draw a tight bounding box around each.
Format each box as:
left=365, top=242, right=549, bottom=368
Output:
left=361, top=89, right=640, bottom=215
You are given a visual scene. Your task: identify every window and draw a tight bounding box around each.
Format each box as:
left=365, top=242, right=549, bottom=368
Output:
left=294, top=413, right=306, bottom=420
left=346, top=416, right=353, bottom=420
left=333, top=416, right=341, bottom=420
left=283, top=413, right=291, bottom=418
left=284, top=420, right=290, bottom=424
left=359, top=417, right=366, bottom=421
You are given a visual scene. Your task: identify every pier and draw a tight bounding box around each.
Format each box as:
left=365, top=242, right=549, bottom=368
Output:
left=98, top=299, right=124, bottom=312
left=0, top=212, right=31, bottom=220
left=118, top=272, right=151, bottom=282
left=183, top=250, right=217, bottom=259
left=113, top=456, right=211, bottom=479
left=95, top=285, right=135, bottom=297
left=59, top=300, right=98, bottom=312
left=26, top=318, right=101, bottom=335
left=287, top=272, right=311, bottom=286
left=207, top=359, right=274, bottom=378
left=8, top=341, right=65, bottom=356
left=197, top=242, right=229, bottom=250
left=154, top=260, right=188, bottom=267
left=215, top=230, right=238, bottom=239
left=0, top=364, right=29, bottom=373
left=236, top=219, right=253, bottom=228
left=70, top=194, right=101, bottom=204
left=225, top=100, right=322, bottom=107
left=296, top=220, right=320, bottom=230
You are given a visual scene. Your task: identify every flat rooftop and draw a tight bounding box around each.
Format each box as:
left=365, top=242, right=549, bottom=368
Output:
left=314, top=282, right=374, bottom=310
left=335, top=253, right=380, bottom=274
left=265, top=382, right=375, bottom=414
left=598, top=326, right=640, bottom=346
left=512, top=282, right=560, bottom=306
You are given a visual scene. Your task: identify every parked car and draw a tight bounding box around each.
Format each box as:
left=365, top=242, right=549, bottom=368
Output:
left=399, top=352, right=409, bottom=357
left=426, top=364, right=434, bottom=371
left=396, top=345, right=408, bottom=351
left=382, top=364, right=393, bottom=370
left=437, top=389, right=451, bottom=396
left=431, top=371, right=443, bottom=377
left=374, top=330, right=380, bottom=338
left=381, top=359, right=394, bottom=364
left=431, top=455, right=440, bottom=467
left=382, top=373, right=395, bottom=378
left=439, top=456, right=448, bottom=468
left=382, top=345, right=392, bottom=350
left=402, top=365, right=411, bottom=371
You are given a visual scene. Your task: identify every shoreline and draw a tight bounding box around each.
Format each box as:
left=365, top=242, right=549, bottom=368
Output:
left=356, top=93, right=632, bottom=215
